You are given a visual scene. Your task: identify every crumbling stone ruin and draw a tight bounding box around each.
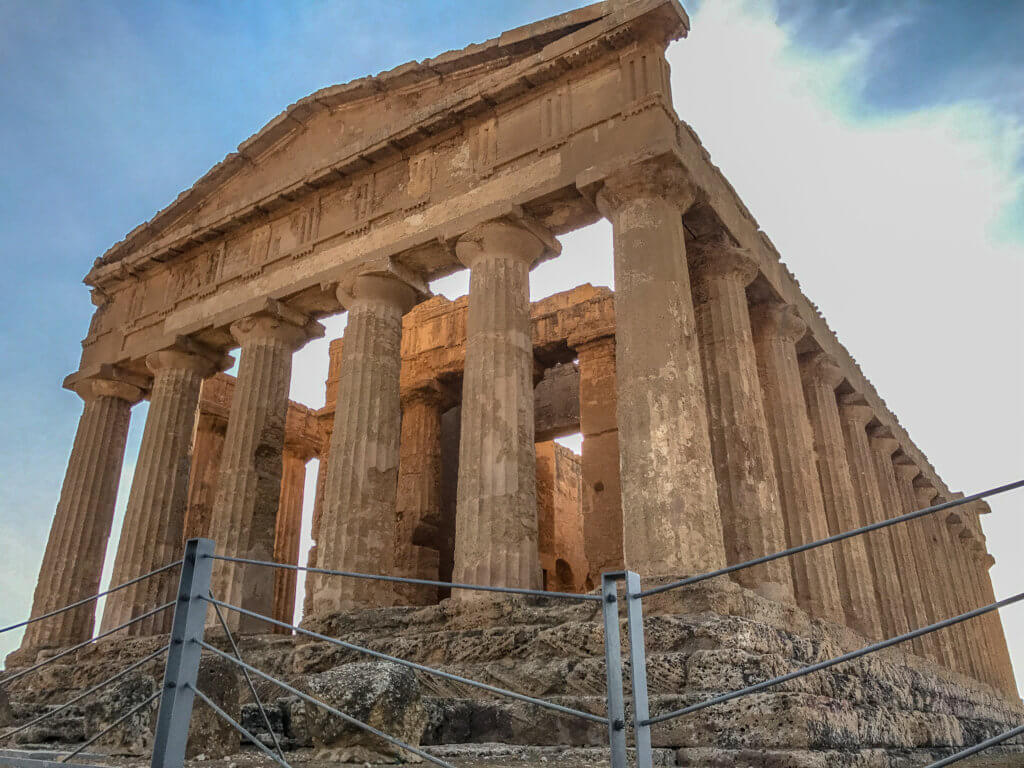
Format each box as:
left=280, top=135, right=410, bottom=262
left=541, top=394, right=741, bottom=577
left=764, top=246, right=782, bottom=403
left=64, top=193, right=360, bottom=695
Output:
left=4, top=1, right=1021, bottom=765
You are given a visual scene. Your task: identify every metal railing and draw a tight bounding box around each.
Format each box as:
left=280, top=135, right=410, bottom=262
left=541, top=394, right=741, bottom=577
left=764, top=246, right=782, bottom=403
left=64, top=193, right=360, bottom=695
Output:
left=0, top=479, right=1021, bottom=768
left=0, top=560, right=180, bottom=766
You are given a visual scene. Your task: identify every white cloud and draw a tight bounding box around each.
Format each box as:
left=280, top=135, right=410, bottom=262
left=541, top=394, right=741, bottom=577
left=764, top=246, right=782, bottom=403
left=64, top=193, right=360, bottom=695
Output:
left=669, top=0, right=1024, bottom=690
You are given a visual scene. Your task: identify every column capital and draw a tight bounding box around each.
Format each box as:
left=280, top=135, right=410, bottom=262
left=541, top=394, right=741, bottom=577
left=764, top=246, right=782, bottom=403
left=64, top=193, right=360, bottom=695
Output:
left=71, top=373, right=145, bottom=406
left=455, top=219, right=556, bottom=270
left=568, top=330, right=616, bottom=353
left=799, top=351, right=844, bottom=389
left=229, top=303, right=325, bottom=350
left=892, top=458, right=921, bottom=483
left=400, top=380, right=449, bottom=409
left=868, top=428, right=901, bottom=458
left=145, top=347, right=229, bottom=379
left=914, top=481, right=940, bottom=508
left=838, top=395, right=875, bottom=427
left=750, top=302, right=807, bottom=345
left=340, top=273, right=419, bottom=314
left=689, top=235, right=759, bottom=293
left=594, top=156, right=698, bottom=217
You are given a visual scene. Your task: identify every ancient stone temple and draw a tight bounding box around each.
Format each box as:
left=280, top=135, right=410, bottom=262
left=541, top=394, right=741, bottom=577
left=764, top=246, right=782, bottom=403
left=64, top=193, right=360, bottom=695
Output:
left=6, top=0, right=1021, bottom=764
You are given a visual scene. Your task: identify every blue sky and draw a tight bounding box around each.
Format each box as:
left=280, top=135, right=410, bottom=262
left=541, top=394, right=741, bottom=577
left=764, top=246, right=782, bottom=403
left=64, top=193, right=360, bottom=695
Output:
left=2, top=0, right=1022, bottom=685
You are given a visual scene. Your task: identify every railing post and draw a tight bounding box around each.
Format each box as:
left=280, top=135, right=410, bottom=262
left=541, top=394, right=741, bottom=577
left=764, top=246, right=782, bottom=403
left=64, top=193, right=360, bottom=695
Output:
left=624, top=571, right=652, bottom=768
left=151, top=538, right=214, bottom=768
left=601, top=572, right=628, bottom=768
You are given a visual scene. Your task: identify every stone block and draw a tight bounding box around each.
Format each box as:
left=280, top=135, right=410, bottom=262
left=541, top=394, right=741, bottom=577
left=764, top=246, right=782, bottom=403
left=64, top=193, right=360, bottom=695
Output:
left=82, top=673, right=158, bottom=756
left=302, top=661, right=427, bottom=762
left=186, top=656, right=240, bottom=759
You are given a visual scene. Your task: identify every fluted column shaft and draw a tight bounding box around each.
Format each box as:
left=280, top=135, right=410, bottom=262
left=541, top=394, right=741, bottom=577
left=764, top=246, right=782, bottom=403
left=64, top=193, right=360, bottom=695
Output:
left=970, top=544, right=1018, bottom=697
left=311, top=276, right=415, bottom=612
left=271, top=450, right=306, bottom=629
left=915, top=485, right=975, bottom=677
left=209, top=312, right=320, bottom=632
left=575, top=335, right=623, bottom=581
left=957, top=531, right=1000, bottom=689
left=799, top=353, right=881, bottom=638
left=691, top=244, right=793, bottom=603
left=868, top=435, right=933, bottom=659
left=15, top=378, right=140, bottom=661
left=893, top=463, right=956, bottom=668
left=102, top=350, right=219, bottom=636
left=839, top=402, right=910, bottom=638
left=941, top=512, right=987, bottom=681
left=393, top=387, right=444, bottom=605
left=596, top=161, right=726, bottom=577
left=183, top=412, right=227, bottom=541
left=452, top=221, right=547, bottom=594
left=749, top=304, right=843, bottom=623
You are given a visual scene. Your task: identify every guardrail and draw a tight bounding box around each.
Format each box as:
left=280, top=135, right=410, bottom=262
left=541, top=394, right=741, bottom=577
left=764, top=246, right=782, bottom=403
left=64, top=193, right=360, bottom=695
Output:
left=0, top=480, right=1021, bottom=768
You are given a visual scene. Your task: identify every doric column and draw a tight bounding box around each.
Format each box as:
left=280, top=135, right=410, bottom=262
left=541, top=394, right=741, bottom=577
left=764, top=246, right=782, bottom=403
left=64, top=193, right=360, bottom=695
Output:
left=957, top=530, right=1000, bottom=690
left=914, top=483, right=975, bottom=677
left=892, top=460, right=956, bottom=667
left=271, top=449, right=307, bottom=629
left=313, top=275, right=417, bottom=612
left=944, top=506, right=992, bottom=684
left=799, top=352, right=881, bottom=639
left=867, top=433, right=932, bottom=659
left=749, top=304, right=842, bottom=623
left=209, top=308, right=323, bottom=632
left=572, top=333, right=623, bottom=582
left=183, top=412, right=226, bottom=541
left=595, top=160, right=726, bottom=577
left=102, top=348, right=223, bottom=636
left=839, top=400, right=910, bottom=639
left=966, top=518, right=1018, bottom=697
left=12, top=375, right=142, bottom=663
left=451, top=220, right=550, bottom=595
left=690, top=241, right=793, bottom=604
left=393, top=385, right=445, bottom=606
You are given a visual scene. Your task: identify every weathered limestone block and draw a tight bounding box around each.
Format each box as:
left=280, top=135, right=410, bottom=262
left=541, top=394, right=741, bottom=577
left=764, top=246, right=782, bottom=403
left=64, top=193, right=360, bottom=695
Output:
left=82, top=672, right=158, bottom=755
left=839, top=400, right=911, bottom=640
left=595, top=159, right=726, bottom=578
left=13, top=376, right=141, bottom=663
left=452, top=220, right=548, bottom=594
left=314, top=274, right=417, bottom=612
left=303, top=661, right=427, bottom=762
left=209, top=309, right=323, bottom=633
left=533, top=361, right=580, bottom=441
left=750, top=303, right=843, bottom=624
left=186, top=656, right=240, bottom=759
left=691, top=239, right=794, bottom=604
left=868, top=432, right=933, bottom=660
left=574, top=335, right=623, bottom=582
left=800, top=352, right=881, bottom=640
left=102, top=348, right=222, bottom=637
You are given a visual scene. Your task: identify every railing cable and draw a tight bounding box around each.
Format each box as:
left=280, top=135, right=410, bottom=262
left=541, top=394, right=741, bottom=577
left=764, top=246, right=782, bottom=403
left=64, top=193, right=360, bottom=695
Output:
left=196, top=641, right=456, bottom=768
left=923, top=723, right=1024, bottom=767
left=56, top=690, right=161, bottom=764
left=203, top=554, right=602, bottom=602
left=188, top=685, right=292, bottom=768
left=638, top=479, right=1024, bottom=599
left=0, top=560, right=183, bottom=635
left=200, top=596, right=606, bottom=724
left=208, top=592, right=286, bottom=762
left=0, top=644, right=169, bottom=743
left=641, top=589, right=1024, bottom=726
left=1, top=601, right=175, bottom=688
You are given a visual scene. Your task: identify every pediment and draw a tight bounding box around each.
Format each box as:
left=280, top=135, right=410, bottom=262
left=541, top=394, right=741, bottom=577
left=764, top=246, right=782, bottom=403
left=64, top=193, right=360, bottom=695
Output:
left=88, top=0, right=687, bottom=287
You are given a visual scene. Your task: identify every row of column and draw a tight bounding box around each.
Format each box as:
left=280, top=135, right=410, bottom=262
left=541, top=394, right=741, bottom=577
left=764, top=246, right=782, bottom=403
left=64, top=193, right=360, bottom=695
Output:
left=15, top=156, right=1015, bottom=700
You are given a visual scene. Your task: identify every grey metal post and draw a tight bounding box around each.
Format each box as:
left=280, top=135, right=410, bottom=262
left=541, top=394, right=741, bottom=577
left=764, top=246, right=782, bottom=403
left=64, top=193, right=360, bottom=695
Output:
left=151, top=538, right=214, bottom=768
left=601, top=573, right=628, bottom=768
left=624, top=571, right=652, bottom=768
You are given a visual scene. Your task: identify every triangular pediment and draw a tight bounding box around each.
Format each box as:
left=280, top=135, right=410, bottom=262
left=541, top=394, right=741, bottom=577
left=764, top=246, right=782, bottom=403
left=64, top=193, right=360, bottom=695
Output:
left=89, top=0, right=690, bottom=283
